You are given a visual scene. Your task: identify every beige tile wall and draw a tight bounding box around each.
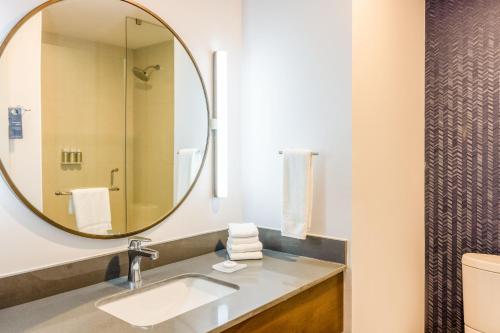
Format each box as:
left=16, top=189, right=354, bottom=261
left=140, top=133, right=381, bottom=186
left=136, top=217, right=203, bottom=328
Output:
left=41, top=33, right=127, bottom=233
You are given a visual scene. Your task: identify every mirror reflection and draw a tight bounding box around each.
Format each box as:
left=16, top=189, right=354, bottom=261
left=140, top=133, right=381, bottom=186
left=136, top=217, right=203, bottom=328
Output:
left=0, top=0, right=208, bottom=236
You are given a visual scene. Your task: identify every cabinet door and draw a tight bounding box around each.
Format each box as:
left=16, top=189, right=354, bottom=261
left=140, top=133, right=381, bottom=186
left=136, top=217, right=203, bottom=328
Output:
left=223, top=272, right=344, bottom=333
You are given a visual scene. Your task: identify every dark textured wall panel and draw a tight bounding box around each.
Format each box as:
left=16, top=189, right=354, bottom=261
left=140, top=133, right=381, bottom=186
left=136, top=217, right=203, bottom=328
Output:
left=258, top=228, right=347, bottom=264
left=0, top=227, right=345, bottom=310
left=425, top=0, right=500, bottom=332
left=0, top=230, right=228, bottom=310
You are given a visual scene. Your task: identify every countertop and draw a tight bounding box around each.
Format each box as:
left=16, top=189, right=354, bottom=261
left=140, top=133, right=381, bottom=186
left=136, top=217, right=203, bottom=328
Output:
left=0, top=250, right=345, bottom=333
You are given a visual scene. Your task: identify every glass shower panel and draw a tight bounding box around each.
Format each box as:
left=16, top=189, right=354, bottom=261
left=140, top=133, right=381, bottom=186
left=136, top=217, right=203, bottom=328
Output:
left=125, top=17, right=175, bottom=231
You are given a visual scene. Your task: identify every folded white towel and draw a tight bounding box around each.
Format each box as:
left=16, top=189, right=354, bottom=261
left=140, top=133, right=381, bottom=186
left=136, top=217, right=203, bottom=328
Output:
left=70, top=188, right=112, bottom=235
left=281, top=149, right=314, bottom=240
left=228, top=223, right=259, bottom=238
left=228, top=236, right=260, bottom=245
left=228, top=250, right=263, bottom=261
left=227, top=241, right=263, bottom=253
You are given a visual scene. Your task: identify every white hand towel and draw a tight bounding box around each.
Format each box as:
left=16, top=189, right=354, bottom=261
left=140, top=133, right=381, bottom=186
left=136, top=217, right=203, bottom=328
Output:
left=175, top=149, right=200, bottom=203
left=281, top=149, right=314, bottom=239
left=227, top=241, right=263, bottom=253
left=228, top=223, right=259, bottom=238
left=70, top=188, right=112, bottom=235
left=228, top=236, right=260, bottom=245
left=228, top=250, right=263, bottom=261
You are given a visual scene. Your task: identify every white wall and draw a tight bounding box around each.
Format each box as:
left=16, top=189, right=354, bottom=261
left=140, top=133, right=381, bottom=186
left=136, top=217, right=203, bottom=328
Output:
left=0, top=12, right=42, bottom=210
left=173, top=39, right=207, bottom=202
left=173, top=40, right=207, bottom=154
left=241, top=1, right=352, bottom=331
left=352, top=0, right=425, bottom=332
left=241, top=0, right=351, bottom=239
left=0, top=0, right=243, bottom=277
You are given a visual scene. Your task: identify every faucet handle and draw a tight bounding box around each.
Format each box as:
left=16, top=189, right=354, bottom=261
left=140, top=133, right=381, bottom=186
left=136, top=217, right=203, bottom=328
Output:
left=128, top=236, right=151, bottom=250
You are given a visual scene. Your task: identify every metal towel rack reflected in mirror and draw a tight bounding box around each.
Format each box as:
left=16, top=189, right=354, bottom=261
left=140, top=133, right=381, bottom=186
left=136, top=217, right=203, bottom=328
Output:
left=55, top=168, right=120, bottom=196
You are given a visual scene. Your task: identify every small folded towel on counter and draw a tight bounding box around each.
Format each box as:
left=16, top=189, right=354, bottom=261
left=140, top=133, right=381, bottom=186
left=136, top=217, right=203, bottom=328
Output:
left=229, top=236, right=260, bottom=245
left=227, top=241, right=263, bottom=253
left=228, top=223, right=259, bottom=238
left=226, top=223, right=263, bottom=260
left=227, top=250, right=263, bottom=261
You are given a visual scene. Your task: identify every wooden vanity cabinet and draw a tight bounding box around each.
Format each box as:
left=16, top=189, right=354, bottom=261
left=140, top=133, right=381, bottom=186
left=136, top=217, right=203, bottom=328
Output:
left=222, top=272, right=343, bottom=333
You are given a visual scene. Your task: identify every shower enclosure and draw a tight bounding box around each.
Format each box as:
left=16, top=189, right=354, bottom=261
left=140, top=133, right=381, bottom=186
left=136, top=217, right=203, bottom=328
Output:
left=40, top=15, right=176, bottom=233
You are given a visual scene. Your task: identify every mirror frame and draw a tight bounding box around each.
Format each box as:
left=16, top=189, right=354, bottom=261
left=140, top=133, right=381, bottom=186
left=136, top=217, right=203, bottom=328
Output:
left=0, top=0, right=210, bottom=239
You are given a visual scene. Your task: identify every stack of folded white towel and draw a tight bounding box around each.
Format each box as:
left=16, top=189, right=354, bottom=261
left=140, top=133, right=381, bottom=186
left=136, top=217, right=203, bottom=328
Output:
left=227, top=223, right=263, bottom=260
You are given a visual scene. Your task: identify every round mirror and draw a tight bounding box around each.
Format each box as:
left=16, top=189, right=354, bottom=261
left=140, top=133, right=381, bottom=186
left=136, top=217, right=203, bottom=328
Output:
left=0, top=0, right=209, bottom=238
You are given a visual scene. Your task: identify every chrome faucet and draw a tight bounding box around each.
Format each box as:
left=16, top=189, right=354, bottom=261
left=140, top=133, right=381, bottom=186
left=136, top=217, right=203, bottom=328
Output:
left=128, top=236, right=159, bottom=288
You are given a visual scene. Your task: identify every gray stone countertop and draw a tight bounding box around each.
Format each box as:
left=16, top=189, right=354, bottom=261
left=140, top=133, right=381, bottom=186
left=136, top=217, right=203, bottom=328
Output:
left=0, top=250, right=345, bottom=333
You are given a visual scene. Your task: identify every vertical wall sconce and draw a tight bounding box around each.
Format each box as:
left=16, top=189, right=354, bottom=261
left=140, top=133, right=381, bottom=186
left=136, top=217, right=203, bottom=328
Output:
left=213, top=50, right=228, bottom=198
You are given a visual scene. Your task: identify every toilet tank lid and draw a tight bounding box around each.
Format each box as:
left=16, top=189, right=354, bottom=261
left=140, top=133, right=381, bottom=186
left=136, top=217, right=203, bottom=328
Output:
left=463, top=253, right=500, bottom=273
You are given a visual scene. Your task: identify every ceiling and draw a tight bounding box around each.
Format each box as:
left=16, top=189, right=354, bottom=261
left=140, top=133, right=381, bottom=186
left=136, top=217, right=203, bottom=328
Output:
left=41, top=0, right=174, bottom=49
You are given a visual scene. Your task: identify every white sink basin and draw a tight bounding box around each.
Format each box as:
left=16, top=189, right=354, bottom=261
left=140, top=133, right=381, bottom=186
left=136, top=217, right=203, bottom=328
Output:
left=96, top=274, right=239, bottom=327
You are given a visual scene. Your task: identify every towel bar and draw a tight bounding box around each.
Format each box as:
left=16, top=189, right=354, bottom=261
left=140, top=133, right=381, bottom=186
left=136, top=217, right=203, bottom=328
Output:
left=278, top=150, right=319, bottom=156
left=55, top=187, right=119, bottom=196
left=176, top=149, right=200, bottom=154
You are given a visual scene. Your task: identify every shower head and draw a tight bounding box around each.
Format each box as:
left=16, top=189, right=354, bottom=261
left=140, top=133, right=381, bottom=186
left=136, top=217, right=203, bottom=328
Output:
left=132, top=65, right=160, bottom=82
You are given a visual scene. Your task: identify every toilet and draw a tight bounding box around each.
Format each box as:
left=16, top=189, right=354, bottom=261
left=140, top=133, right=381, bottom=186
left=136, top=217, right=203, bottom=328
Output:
left=462, top=253, right=500, bottom=333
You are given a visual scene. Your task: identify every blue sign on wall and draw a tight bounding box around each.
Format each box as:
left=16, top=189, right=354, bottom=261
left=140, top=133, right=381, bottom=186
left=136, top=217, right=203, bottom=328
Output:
left=8, top=107, right=23, bottom=139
